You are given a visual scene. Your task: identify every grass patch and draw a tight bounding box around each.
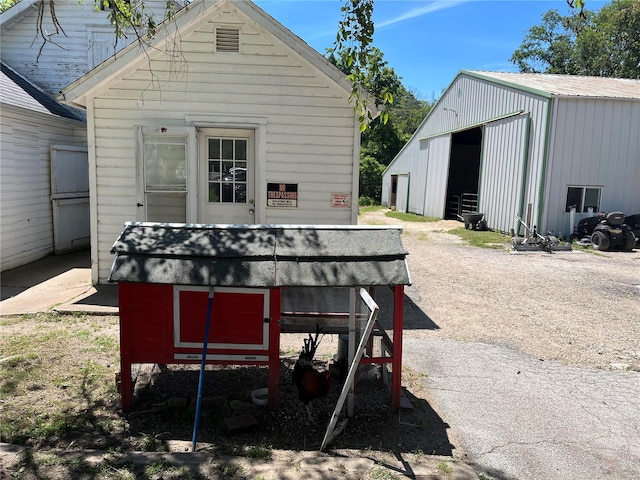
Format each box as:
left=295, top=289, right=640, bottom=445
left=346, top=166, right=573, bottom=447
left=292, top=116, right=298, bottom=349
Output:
left=385, top=211, right=440, bottom=223
left=369, top=466, right=400, bottom=479
left=246, top=444, right=273, bottom=460
left=359, top=204, right=386, bottom=214
left=218, top=463, right=244, bottom=477
left=0, top=312, right=122, bottom=448
left=436, top=461, right=453, bottom=474
left=446, top=228, right=511, bottom=249
left=135, top=432, right=170, bottom=452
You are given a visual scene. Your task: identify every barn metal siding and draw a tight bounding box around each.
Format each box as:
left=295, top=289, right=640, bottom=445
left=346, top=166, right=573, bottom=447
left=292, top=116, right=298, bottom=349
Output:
left=423, top=134, right=451, bottom=218
left=543, top=98, right=640, bottom=237
left=479, top=114, right=531, bottom=234
left=381, top=134, right=425, bottom=213
left=384, top=71, right=639, bottom=235
left=384, top=72, right=550, bottom=224
left=410, top=142, right=428, bottom=215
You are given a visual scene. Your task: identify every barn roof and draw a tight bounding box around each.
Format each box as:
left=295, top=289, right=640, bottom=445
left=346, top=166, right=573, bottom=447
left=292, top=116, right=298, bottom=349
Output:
left=466, top=70, right=640, bottom=100
left=0, top=62, right=85, bottom=121
left=109, top=223, right=411, bottom=287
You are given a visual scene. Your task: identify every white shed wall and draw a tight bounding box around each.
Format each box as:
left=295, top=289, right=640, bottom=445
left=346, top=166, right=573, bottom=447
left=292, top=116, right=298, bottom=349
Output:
left=0, top=105, right=86, bottom=271
left=0, top=0, right=168, bottom=94
left=88, top=3, right=358, bottom=282
left=544, top=98, right=640, bottom=237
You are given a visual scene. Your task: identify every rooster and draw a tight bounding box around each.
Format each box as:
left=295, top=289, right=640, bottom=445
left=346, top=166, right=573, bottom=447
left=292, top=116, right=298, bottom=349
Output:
left=292, top=325, right=332, bottom=424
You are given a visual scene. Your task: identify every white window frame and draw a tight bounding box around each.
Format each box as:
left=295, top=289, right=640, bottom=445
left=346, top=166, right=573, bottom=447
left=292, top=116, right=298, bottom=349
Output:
left=565, top=185, right=602, bottom=213
left=135, top=125, right=197, bottom=222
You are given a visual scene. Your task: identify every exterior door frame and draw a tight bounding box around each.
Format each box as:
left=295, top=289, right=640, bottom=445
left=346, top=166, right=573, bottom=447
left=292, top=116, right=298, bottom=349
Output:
left=135, top=125, right=198, bottom=223
left=186, top=115, right=268, bottom=224
left=198, top=127, right=256, bottom=224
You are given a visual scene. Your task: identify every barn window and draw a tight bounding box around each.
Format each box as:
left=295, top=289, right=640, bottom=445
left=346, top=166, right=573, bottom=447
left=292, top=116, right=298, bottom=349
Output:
left=565, top=186, right=602, bottom=213
left=216, top=27, right=240, bottom=53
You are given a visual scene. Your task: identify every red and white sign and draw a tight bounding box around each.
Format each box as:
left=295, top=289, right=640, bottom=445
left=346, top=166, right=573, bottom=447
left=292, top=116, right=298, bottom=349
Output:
left=331, top=193, right=351, bottom=208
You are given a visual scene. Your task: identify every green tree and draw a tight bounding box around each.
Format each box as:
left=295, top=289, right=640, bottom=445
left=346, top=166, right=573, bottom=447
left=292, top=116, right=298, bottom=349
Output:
left=329, top=45, right=433, bottom=201
left=510, top=0, right=640, bottom=78
left=358, top=155, right=385, bottom=204
left=0, top=0, right=18, bottom=13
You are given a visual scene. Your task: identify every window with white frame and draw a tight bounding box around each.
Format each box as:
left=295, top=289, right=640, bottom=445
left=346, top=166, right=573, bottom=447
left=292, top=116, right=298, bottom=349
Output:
left=565, top=186, right=602, bottom=213
left=143, top=134, right=187, bottom=222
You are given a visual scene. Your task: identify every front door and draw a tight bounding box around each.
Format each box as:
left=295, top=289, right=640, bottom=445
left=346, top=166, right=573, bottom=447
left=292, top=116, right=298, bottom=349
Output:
left=199, top=128, right=255, bottom=224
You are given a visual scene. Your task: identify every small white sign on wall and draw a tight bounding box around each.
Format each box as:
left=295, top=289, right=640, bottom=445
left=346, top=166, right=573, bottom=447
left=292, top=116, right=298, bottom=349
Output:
left=331, top=193, right=351, bottom=208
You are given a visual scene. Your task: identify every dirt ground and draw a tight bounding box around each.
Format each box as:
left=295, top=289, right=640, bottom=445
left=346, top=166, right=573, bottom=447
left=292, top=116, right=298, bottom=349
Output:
left=1, top=209, right=638, bottom=479
left=360, top=209, right=640, bottom=372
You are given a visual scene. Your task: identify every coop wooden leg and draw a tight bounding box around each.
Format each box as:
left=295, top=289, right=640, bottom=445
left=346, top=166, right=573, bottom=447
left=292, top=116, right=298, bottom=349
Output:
left=391, top=285, right=404, bottom=413
left=120, top=362, right=132, bottom=412
left=268, top=288, right=281, bottom=410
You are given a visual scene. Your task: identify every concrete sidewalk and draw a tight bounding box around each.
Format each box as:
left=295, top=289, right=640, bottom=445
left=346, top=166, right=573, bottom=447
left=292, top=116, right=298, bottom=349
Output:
left=0, top=250, right=119, bottom=316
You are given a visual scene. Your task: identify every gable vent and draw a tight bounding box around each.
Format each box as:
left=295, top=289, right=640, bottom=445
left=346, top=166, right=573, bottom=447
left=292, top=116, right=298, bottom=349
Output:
left=216, top=28, right=240, bottom=53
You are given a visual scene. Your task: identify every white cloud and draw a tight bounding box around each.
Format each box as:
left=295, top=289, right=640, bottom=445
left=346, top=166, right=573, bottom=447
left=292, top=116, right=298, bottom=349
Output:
left=376, top=1, right=469, bottom=29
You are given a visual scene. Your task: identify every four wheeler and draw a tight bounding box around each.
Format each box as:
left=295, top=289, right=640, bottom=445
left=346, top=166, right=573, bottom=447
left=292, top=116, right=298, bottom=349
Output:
left=591, top=212, right=636, bottom=251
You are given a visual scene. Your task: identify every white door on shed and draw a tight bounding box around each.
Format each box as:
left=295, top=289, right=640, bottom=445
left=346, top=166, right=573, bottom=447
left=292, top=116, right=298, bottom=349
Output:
left=50, top=145, right=89, bottom=253
left=199, top=129, right=255, bottom=224
left=396, top=174, right=410, bottom=213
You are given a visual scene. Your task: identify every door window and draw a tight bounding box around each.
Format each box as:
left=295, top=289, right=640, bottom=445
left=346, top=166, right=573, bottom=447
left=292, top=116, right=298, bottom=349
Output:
left=207, top=138, right=247, bottom=204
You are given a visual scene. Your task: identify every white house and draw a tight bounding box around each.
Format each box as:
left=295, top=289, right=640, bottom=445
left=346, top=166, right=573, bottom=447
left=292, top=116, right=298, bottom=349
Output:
left=0, top=62, right=87, bottom=270
left=60, top=0, right=369, bottom=284
left=0, top=0, right=170, bottom=271
left=382, top=70, right=640, bottom=238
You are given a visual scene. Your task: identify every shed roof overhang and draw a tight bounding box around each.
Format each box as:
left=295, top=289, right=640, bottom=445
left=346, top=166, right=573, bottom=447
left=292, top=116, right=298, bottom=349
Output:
left=109, top=223, right=411, bottom=288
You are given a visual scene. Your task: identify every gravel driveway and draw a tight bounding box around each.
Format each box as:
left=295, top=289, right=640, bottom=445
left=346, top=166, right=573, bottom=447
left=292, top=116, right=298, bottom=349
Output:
left=360, top=209, right=639, bottom=371
left=359, top=209, right=640, bottom=479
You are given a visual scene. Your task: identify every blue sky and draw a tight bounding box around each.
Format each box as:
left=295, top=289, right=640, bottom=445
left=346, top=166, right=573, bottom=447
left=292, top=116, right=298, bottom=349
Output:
left=254, top=0, right=607, bottom=100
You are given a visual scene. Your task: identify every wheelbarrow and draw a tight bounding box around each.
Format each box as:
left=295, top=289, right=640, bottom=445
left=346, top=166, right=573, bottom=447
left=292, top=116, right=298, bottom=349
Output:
left=457, top=212, right=487, bottom=230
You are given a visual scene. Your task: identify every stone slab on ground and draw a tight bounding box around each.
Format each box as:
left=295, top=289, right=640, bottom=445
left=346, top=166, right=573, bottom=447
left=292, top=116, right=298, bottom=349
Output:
left=0, top=442, right=479, bottom=479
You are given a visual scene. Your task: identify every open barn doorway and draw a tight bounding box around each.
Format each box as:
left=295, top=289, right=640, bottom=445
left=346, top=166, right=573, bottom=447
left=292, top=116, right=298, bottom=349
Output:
left=444, top=127, right=482, bottom=219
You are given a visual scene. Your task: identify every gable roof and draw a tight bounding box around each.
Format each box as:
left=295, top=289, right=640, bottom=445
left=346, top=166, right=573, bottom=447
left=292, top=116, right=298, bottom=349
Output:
left=59, top=0, right=374, bottom=114
left=466, top=70, right=640, bottom=100
left=0, top=62, right=85, bottom=121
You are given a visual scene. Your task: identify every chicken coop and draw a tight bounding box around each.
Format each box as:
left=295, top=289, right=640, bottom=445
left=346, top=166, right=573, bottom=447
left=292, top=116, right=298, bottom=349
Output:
left=109, top=222, right=411, bottom=414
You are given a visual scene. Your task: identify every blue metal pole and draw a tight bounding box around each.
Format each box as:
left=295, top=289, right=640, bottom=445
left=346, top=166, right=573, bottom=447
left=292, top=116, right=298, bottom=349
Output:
left=191, top=287, right=214, bottom=451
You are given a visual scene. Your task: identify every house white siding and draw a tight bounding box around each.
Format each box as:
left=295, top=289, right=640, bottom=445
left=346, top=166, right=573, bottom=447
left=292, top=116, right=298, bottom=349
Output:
left=0, top=0, right=169, bottom=94
left=0, top=104, right=86, bottom=270
left=67, top=1, right=359, bottom=283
